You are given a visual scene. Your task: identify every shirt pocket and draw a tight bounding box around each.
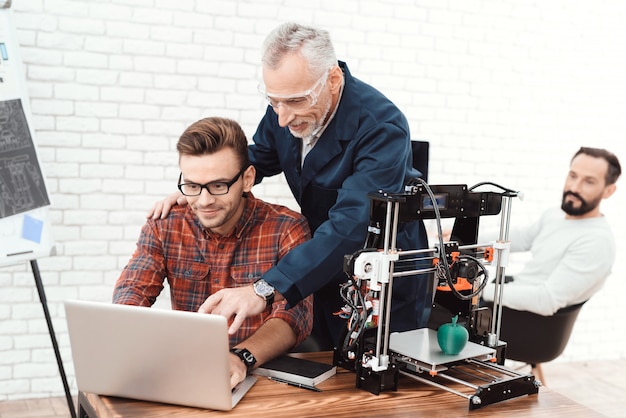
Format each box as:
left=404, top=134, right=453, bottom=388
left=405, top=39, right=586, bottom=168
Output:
left=168, top=260, right=210, bottom=281
left=230, top=263, right=273, bottom=287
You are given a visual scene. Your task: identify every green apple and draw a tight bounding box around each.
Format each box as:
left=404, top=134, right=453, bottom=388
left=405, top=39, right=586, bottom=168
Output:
left=437, top=315, right=469, bottom=355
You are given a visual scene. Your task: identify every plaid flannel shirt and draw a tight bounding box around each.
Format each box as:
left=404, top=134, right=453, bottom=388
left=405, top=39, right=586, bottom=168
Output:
left=112, top=193, right=313, bottom=347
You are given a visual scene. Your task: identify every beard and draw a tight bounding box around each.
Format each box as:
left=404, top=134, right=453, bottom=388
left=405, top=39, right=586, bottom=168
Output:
left=288, top=100, right=332, bottom=140
left=561, top=191, right=601, bottom=216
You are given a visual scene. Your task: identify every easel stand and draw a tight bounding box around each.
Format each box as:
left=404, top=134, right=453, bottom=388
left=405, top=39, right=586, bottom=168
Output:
left=30, top=259, right=77, bottom=418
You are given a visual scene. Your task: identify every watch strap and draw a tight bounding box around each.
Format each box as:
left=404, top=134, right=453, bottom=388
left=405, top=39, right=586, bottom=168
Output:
left=230, top=347, right=256, bottom=370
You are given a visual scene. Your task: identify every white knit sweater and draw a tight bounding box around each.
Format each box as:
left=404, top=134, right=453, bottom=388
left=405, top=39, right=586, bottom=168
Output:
left=481, top=207, right=615, bottom=315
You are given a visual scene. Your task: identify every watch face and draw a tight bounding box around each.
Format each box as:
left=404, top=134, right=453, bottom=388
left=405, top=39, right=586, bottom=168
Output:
left=254, top=279, right=274, bottom=298
left=241, top=350, right=255, bottom=365
left=231, top=348, right=256, bottom=368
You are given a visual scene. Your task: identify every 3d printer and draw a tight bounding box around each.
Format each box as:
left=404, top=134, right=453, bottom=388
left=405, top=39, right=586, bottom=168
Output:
left=332, top=179, right=540, bottom=409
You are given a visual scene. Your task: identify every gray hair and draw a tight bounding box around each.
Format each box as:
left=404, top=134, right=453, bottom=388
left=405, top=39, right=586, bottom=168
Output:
left=261, top=22, right=337, bottom=77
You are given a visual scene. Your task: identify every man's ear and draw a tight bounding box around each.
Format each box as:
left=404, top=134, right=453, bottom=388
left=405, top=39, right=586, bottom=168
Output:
left=602, top=183, right=616, bottom=199
left=242, top=165, right=256, bottom=192
left=328, top=65, right=343, bottom=93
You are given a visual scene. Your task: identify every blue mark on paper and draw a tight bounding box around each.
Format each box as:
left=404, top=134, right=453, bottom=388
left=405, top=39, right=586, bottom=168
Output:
left=0, top=43, right=7, bottom=60
left=22, top=214, right=43, bottom=243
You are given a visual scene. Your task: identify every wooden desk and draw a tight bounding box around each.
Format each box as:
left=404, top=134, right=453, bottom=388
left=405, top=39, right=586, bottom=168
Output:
left=78, top=352, right=601, bottom=418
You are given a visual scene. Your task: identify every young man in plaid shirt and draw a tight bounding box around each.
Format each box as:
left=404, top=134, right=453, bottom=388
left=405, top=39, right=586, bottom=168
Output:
left=113, top=117, right=313, bottom=388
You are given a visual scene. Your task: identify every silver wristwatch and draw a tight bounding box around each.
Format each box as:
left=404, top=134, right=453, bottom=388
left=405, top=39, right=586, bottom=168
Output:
left=253, top=279, right=275, bottom=308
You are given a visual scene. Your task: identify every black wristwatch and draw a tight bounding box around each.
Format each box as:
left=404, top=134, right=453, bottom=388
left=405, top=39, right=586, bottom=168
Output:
left=253, top=279, right=275, bottom=309
left=230, top=347, right=256, bottom=371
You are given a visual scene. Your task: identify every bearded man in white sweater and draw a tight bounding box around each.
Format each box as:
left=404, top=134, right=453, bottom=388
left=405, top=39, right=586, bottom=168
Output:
left=481, top=147, right=621, bottom=315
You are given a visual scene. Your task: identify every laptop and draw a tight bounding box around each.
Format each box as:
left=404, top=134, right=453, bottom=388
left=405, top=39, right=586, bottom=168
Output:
left=64, top=300, right=256, bottom=411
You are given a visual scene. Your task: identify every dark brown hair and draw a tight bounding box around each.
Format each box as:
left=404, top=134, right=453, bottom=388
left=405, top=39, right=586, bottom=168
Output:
left=177, top=117, right=250, bottom=170
left=573, top=147, right=621, bottom=185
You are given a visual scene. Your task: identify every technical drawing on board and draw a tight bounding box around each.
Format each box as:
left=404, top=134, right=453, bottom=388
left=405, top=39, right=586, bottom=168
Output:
left=0, top=4, right=73, bottom=417
left=0, top=5, right=55, bottom=266
left=0, top=98, right=50, bottom=219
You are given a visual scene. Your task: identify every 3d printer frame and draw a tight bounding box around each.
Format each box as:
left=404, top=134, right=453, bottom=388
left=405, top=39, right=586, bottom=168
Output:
left=332, top=180, right=540, bottom=410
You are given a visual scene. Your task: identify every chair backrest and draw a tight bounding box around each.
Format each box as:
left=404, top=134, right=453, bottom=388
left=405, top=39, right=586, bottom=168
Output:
left=411, top=140, right=429, bottom=182
left=497, top=301, right=587, bottom=364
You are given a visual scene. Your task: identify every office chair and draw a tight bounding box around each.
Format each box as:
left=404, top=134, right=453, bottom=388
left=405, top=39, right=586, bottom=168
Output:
left=497, top=300, right=587, bottom=384
left=411, top=140, right=429, bottom=183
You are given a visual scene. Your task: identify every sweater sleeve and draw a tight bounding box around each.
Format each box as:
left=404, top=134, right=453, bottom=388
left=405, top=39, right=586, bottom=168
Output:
left=482, top=214, right=615, bottom=315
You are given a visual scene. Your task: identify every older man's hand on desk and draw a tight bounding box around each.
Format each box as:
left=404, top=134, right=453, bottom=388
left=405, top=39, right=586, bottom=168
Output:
left=198, top=286, right=267, bottom=334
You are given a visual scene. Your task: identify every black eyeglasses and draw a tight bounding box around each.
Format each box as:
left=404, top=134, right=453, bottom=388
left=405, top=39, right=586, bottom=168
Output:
left=177, top=165, right=249, bottom=196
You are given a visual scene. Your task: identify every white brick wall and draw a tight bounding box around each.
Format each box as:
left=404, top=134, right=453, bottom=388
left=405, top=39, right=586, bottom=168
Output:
left=2, top=0, right=626, bottom=401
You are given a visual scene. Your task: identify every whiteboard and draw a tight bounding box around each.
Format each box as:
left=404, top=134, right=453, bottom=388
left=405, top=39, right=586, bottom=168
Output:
left=0, top=3, right=55, bottom=267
